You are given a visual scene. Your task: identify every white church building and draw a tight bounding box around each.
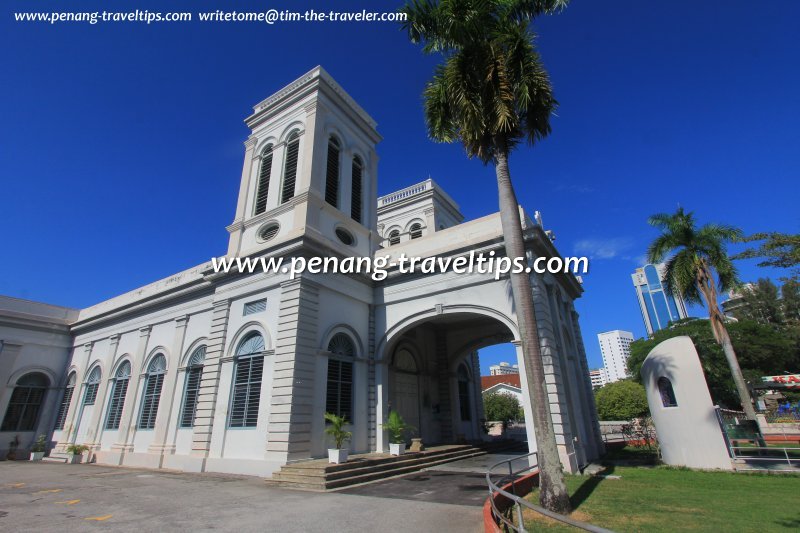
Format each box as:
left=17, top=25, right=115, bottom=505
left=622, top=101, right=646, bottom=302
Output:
left=0, top=67, right=602, bottom=476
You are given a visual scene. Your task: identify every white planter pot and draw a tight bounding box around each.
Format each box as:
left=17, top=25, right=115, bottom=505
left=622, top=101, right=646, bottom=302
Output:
left=30, top=452, right=45, bottom=461
left=328, top=448, right=348, bottom=464
left=67, top=453, right=83, bottom=464
left=389, top=443, right=406, bottom=456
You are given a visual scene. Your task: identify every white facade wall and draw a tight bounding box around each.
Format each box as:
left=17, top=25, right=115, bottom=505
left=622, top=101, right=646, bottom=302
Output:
left=1, top=67, right=602, bottom=476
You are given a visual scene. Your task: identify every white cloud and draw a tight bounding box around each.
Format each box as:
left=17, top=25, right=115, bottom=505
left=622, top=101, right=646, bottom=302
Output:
left=573, top=238, right=634, bottom=260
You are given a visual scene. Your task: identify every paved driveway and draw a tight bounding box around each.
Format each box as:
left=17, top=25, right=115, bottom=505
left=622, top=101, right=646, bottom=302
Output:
left=340, top=449, right=529, bottom=507
left=0, top=462, right=482, bottom=532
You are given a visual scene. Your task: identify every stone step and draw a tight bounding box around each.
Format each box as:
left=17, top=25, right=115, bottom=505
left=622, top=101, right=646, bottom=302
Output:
left=274, top=447, right=483, bottom=482
left=274, top=451, right=488, bottom=489
left=268, top=444, right=490, bottom=491
left=281, top=444, right=476, bottom=473
left=41, top=454, right=68, bottom=464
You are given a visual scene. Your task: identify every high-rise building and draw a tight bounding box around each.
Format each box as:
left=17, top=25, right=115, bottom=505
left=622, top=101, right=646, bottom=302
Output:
left=489, top=362, right=519, bottom=376
left=589, top=368, right=607, bottom=389
left=632, top=263, right=689, bottom=336
left=597, top=330, right=634, bottom=383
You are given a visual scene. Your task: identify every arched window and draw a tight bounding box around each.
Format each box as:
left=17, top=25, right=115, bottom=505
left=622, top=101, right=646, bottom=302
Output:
left=410, top=223, right=423, bottom=240
left=54, top=372, right=76, bottom=430
left=658, top=377, right=677, bottom=407
left=388, top=230, right=400, bottom=246
left=105, top=362, right=131, bottom=430
left=179, top=346, right=206, bottom=428
left=254, top=144, right=274, bottom=215
left=229, top=333, right=265, bottom=428
left=281, top=132, right=300, bottom=204
left=1, top=372, right=49, bottom=432
left=326, top=333, right=355, bottom=421
left=83, top=366, right=102, bottom=406
left=325, top=137, right=340, bottom=207
left=351, top=156, right=363, bottom=223
left=458, top=365, right=472, bottom=421
left=138, top=355, right=167, bottom=430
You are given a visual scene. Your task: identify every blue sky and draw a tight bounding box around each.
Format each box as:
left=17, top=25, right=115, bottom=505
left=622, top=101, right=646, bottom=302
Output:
left=2, top=1, right=798, bottom=373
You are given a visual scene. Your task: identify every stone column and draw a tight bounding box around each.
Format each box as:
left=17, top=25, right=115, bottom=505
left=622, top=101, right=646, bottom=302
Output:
left=85, top=334, right=120, bottom=450
left=149, top=316, right=189, bottom=456
left=434, top=328, right=454, bottom=442
left=367, top=306, right=377, bottom=451
left=191, top=300, right=231, bottom=460
left=266, top=278, right=320, bottom=462
left=112, top=326, right=151, bottom=456
left=375, top=360, right=390, bottom=452
left=569, top=307, right=604, bottom=457
left=530, top=276, right=577, bottom=473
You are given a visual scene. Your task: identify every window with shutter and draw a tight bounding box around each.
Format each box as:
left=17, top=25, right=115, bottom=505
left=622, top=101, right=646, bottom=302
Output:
left=254, top=144, right=273, bottom=215
left=138, top=355, right=167, bottom=430
left=83, top=366, right=102, bottom=406
left=410, top=223, right=423, bottom=239
left=325, top=137, right=340, bottom=207
left=388, top=230, right=400, bottom=246
left=281, top=133, right=300, bottom=203
left=179, top=346, right=206, bottom=428
left=105, top=362, right=131, bottom=430
left=325, top=333, right=355, bottom=421
left=351, top=156, right=363, bottom=223
left=1, top=373, right=49, bottom=432
left=54, top=372, right=76, bottom=430
left=228, top=333, right=265, bottom=428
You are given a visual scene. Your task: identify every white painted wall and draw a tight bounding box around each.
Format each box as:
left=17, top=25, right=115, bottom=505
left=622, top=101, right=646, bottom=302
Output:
left=641, top=336, right=732, bottom=470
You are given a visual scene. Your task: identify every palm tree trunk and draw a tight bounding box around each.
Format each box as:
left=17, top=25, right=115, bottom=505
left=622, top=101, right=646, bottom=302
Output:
left=495, top=147, right=571, bottom=514
left=696, top=264, right=757, bottom=420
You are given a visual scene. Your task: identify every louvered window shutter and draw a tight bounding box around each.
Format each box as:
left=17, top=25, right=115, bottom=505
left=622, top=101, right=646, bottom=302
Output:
left=180, top=366, right=203, bottom=428
left=254, top=146, right=273, bottom=214
left=105, top=377, right=129, bottom=430
left=281, top=135, right=300, bottom=203
left=351, top=157, right=363, bottom=223
left=325, top=138, right=340, bottom=207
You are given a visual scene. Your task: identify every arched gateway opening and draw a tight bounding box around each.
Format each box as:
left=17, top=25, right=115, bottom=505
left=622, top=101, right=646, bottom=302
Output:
left=377, top=311, right=526, bottom=449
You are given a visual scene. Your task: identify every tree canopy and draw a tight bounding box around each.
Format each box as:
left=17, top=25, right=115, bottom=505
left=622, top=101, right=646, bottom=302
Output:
left=627, top=318, right=800, bottom=408
left=732, top=232, right=800, bottom=281
left=594, top=380, right=649, bottom=421
left=483, top=391, right=524, bottom=422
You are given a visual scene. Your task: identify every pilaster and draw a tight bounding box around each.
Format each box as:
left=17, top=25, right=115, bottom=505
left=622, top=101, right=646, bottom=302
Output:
left=85, top=334, right=120, bottom=450
left=266, top=277, right=319, bottom=461
left=191, top=300, right=231, bottom=457
left=149, top=315, right=189, bottom=455
left=112, top=326, right=151, bottom=454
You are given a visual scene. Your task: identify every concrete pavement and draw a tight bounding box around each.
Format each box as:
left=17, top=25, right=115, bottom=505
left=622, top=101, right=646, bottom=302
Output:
left=0, top=461, right=483, bottom=532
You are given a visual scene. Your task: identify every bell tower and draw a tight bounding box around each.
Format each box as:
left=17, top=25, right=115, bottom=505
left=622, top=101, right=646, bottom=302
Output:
left=226, top=66, right=382, bottom=258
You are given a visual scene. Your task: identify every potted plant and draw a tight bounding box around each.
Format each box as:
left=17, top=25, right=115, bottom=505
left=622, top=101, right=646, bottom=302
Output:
left=382, top=410, right=413, bottom=456
left=324, top=412, right=352, bottom=464
left=66, top=444, right=89, bottom=464
left=29, top=435, right=47, bottom=461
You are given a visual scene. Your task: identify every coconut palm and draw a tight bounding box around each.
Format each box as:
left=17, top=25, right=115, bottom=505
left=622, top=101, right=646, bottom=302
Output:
left=647, top=208, right=757, bottom=419
left=401, top=0, right=571, bottom=513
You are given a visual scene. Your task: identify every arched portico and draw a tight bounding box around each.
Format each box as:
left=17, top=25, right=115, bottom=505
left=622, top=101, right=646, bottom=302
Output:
left=374, top=307, right=521, bottom=451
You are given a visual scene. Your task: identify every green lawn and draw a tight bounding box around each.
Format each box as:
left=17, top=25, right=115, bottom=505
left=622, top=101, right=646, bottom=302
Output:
left=524, top=465, right=800, bottom=531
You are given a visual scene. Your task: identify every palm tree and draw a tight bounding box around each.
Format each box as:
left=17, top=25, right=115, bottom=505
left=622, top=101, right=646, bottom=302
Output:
left=401, top=0, right=571, bottom=513
left=647, top=208, right=758, bottom=419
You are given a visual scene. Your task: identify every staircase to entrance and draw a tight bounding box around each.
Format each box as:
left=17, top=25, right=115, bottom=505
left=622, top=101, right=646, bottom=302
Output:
left=266, top=440, right=526, bottom=491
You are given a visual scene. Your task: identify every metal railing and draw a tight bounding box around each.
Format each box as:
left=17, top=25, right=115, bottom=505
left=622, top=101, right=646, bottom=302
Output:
left=730, top=445, right=800, bottom=471
left=485, top=451, right=615, bottom=533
